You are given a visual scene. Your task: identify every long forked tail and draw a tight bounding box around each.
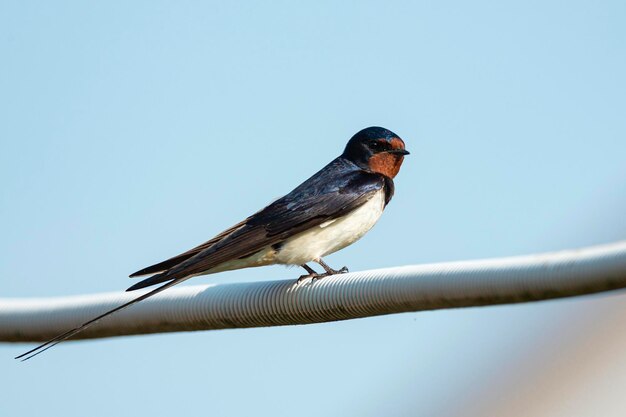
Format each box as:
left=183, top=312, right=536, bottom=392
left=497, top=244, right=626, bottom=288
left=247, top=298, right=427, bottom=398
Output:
left=15, top=275, right=190, bottom=361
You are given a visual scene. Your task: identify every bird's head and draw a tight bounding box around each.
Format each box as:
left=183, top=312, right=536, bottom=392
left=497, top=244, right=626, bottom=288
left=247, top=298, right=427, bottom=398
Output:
left=342, top=126, right=409, bottom=178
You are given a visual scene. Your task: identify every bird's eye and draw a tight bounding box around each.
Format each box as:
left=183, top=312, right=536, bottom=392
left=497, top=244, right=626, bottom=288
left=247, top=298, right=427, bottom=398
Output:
left=370, top=141, right=386, bottom=151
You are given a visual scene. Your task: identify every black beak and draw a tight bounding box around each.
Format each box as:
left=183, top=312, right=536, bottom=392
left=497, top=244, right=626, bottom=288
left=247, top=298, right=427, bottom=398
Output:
left=388, top=149, right=410, bottom=156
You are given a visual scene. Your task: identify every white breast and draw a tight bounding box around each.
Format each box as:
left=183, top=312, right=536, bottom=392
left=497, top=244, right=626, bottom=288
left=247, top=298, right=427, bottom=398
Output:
left=274, top=188, right=386, bottom=266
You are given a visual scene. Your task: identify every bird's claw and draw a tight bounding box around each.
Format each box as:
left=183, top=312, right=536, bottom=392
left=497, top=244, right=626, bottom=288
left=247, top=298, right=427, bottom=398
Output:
left=298, top=262, right=349, bottom=283
left=324, top=266, right=349, bottom=275
left=297, top=273, right=319, bottom=283
left=309, top=267, right=349, bottom=282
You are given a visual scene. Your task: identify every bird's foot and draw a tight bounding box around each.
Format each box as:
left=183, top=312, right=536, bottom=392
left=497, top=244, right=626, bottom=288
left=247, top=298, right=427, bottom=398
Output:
left=297, top=261, right=349, bottom=283
left=297, top=272, right=321, bottom=283
left=331, top=266, right=349, bottom=274
left=310, top=273, right=328, bottom=282
left=315, top=258, right=349, bottom=276
left=297, top=263, right=322, bottom=283
left=310, top=265, right=349, bottom=282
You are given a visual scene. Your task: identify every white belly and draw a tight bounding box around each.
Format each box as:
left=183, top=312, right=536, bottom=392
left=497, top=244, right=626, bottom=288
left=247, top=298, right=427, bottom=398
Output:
left=274, top=189, right=386, bottom=265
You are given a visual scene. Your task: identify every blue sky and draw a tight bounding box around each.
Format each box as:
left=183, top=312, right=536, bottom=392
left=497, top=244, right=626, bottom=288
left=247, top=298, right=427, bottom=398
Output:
left=1, top=1, right=625, bottom=416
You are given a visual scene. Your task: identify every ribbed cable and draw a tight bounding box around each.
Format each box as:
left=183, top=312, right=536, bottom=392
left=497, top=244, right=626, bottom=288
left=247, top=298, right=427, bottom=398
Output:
left=1, top=241, right=626, bottom=342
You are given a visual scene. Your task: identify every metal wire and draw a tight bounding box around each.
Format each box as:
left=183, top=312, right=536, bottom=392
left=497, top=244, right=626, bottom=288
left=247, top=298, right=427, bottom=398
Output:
left=2, top=241, right=626, bottom=343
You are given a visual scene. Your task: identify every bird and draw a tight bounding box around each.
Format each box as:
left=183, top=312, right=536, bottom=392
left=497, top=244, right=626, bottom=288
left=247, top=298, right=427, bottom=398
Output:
left=16, top=126, right=409, bottom=360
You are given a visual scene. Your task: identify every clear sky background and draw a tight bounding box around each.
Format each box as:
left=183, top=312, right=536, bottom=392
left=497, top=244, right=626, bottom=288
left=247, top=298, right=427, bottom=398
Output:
left=1, top=1, right=625, bottom=416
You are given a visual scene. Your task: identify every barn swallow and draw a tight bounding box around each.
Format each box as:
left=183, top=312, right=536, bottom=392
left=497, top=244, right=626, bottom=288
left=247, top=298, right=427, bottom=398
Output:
left=17, top=126, right=409, bottom=360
